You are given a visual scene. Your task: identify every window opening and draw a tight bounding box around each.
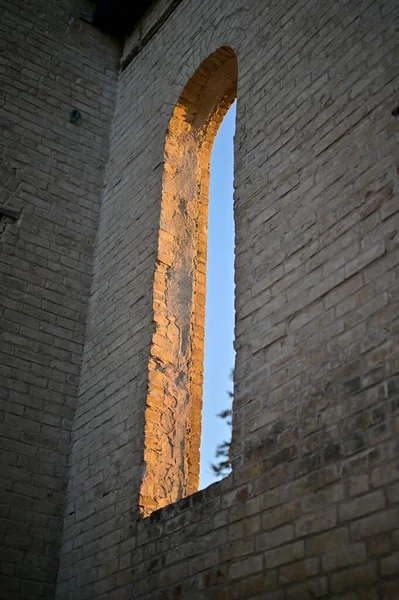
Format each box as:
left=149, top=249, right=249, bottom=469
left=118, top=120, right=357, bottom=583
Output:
left=140, top=47, right=237, bottom=516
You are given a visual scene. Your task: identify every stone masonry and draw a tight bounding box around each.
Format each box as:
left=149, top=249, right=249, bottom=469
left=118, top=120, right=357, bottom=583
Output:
left=0, top=0, right=120, bottom=595
left=1, top=0, right=399, bottom=598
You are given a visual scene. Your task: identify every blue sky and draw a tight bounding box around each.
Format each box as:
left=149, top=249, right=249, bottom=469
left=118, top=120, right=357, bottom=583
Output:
left=200, top=101, right=236, bottom=489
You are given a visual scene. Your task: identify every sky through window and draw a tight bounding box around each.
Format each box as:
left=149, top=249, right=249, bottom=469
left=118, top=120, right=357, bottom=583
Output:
left=200, top=101, right=236, bottom=489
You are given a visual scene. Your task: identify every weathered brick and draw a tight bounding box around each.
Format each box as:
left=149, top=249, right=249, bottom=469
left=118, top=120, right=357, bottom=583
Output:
left=379, top=552, right=399, bottom=577
left=387, top=482, right=399, bottom=504
left=256, top=524, right=293, bottom=551
left=264, top=541, right=304, bottom=569
left=279, top=557, right=319, bottom=585
left=295, top=507, right=337, bottom=537
left=239, top=571, right=277, bottom=596
left=228, top=515, right=261, bottom=541
left=339, top=491, right=386, bottom=522
left=285, top=576, right=328, bottom=599
left=351, top=510, right=399, bottom=541
left=322, top=542, right=366, bottom=571
left=262, top=502, right=301, bottom=531
left=367, top=534, right=391, bottom=557
left=348, top=474, right=370, bottom=497
left=330, top=564, right=378, bottom=593
left=378, top=582, right=399, bottom=600
left=371, top=461, right=399, bottom=488
left=228, top=554, right=263, bottom=580
left=306, top=528, right=349, bottom=556
left=220, top=539, right=253, bottom=562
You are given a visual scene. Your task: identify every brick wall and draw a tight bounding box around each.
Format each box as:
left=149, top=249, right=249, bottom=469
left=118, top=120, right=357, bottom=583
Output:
left=1, top=0, right=398, bottom=597
left=56, top=0, right=399, bottom=597
left=0, top=0, right=120, bottom=596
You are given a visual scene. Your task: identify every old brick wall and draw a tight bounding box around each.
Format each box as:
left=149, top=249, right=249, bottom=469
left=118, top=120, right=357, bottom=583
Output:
left=55, top=0, right=399, bottom=598
left=1, top=0, right=397, bottom=597
left=0, top=0, right=120, bottom=596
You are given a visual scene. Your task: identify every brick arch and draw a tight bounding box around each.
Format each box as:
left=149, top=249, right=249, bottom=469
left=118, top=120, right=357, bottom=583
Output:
left=139, top=46, right=238, bottom=515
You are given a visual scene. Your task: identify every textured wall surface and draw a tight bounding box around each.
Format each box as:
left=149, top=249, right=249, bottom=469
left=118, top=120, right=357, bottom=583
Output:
left=56, top=0, right=399, bottom=597
left=1, top=0, right=399, bottom=598
left=0, top=0, right=120, bottom=596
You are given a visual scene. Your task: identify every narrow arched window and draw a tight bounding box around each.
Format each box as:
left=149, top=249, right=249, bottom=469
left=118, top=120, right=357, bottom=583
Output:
left=140, top=47, right=237, bottom=515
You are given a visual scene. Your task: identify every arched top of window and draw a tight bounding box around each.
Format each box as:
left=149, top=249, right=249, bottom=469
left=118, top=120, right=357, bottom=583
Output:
left=172, top=46, right=237, bottom=132
left=139, top=47, right=237, bottom=516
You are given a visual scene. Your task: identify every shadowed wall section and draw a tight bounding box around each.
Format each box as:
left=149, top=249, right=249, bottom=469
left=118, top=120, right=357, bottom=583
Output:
left=0, top=1, right=120, bottom=595
left=140, top=47, right=237, bottom=515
